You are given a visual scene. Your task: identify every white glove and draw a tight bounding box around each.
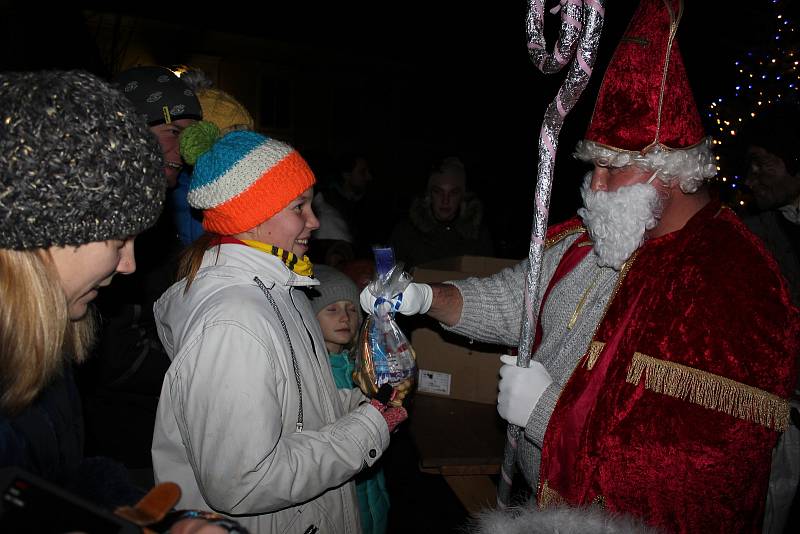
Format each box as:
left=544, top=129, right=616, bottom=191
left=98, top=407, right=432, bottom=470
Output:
left=497, top=354, right=553, bottom=428
left=359, top=282, right=433, bottom=316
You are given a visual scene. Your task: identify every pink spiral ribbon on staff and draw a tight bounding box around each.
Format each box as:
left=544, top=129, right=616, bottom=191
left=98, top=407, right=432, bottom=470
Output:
left=497, top=0, right=606, bottom=508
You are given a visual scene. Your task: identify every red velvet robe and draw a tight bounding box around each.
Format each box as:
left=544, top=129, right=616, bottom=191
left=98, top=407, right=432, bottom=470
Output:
left=536, top=201, right=799, bottom=533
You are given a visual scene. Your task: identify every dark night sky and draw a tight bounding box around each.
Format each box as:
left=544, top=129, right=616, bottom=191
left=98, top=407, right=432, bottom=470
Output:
left=1, top=1, right=792, bottom=256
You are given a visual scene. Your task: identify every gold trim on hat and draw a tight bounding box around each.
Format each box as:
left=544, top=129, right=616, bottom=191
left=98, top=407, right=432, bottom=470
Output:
left=579, top=137, right=709, bottom=158
left=647, top=0, right=683, bottom=152
left=585, top=0, right=695, bottom=156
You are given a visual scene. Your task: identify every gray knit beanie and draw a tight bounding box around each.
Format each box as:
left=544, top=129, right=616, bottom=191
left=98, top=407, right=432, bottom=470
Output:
left=309, top=264, right=361, bottom=317
left=0, top=70, right=165, bottom=250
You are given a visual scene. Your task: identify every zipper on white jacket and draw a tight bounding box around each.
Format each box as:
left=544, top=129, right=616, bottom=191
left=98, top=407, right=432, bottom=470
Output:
left=253, top=276, right=304, bottom=432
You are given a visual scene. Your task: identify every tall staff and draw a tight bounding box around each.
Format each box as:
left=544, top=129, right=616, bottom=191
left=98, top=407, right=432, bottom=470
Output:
left=497, top=0, right=606, bottom=507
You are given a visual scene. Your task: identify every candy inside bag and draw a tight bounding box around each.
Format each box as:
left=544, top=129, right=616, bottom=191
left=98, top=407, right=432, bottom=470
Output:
left=352, top=247, right=417, bottom=397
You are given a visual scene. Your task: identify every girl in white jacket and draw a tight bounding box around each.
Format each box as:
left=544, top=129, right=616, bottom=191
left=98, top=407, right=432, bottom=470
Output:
left=151, top=123, right=407, bottom=534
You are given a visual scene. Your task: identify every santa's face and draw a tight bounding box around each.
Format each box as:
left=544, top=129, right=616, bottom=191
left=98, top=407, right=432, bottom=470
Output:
left=589, top=162, right=655, bottom=192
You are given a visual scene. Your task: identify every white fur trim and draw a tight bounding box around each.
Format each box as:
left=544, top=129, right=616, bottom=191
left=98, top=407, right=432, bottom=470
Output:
left=573, top=138, right=717, bottom=194
left=468, top=505, right=663, bottom=534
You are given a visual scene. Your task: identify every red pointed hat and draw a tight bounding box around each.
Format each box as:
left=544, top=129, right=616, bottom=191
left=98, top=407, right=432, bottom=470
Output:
left=587, top=0, right=704, bottom=151
left=575, top=0, right=716, bottom=190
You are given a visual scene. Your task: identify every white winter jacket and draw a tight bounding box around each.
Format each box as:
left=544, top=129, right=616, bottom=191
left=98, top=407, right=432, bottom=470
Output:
left=152, top=244, right=390, bottom=533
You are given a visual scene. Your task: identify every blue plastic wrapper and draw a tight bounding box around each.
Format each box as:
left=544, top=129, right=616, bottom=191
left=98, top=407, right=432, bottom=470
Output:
left=352, top=247, right=417, bottom=396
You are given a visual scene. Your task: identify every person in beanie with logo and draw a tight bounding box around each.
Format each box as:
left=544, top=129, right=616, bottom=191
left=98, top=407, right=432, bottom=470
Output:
left=0, top=69, right=164, bottom=507
left=361, top=1, right=799, bottom=531
left=151, top=122, right=408, bottom=533
left=114, top=65, right=203, bottom=188
left=78, top=65, right=203, bottom=473
left=308, top=264, right=390, bottom=534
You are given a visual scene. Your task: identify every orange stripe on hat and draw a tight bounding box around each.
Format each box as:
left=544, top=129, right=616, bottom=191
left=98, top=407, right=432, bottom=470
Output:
left=202, top=150, right=316, bottom=235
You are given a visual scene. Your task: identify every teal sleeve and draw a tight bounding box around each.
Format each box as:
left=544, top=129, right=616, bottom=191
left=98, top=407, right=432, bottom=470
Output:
left=328, top=351, right=356, bottom=389
left=329, top=351, right=389, bottom=533
left=355, top=467, right=389, bottom=534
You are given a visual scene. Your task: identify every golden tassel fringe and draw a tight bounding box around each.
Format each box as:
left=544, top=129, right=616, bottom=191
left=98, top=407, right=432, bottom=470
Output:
left=584, top=341, right=605, bottom=370
left=538, top=480, right=564, bottom=509
left=626, top=352, right=790, bottom=431
left=539, top=480, right=605, bottom=509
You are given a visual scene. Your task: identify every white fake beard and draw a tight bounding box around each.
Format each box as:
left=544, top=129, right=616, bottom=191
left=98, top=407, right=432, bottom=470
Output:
left=578, top=173, right=664, bottom=270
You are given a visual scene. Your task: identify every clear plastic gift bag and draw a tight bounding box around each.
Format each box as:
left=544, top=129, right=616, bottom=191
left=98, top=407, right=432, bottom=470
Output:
left=352, top=247, right=417, bottom=397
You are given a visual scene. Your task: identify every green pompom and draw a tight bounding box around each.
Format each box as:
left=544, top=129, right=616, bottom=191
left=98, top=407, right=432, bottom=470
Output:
left=180, top=121, right=220, bottom=166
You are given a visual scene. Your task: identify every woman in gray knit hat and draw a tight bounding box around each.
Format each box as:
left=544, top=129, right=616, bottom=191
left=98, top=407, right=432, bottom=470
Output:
left=0, top=70, right=165, bottom=509
left=0, top=70, right=248, bottom=533
left=0, top=69, right=164, bottom=413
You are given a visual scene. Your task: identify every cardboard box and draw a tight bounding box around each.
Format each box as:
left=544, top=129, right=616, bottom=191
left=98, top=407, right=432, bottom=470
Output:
left=410, top=255, right=520, bottom=404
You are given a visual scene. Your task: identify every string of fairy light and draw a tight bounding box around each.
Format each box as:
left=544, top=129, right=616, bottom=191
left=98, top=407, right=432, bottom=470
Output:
left=707, top=0, right=799, bottom=209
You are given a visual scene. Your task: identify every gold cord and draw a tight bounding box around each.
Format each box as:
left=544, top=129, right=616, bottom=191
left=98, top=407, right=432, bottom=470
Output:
left=567, top=269, right=602, bottom=330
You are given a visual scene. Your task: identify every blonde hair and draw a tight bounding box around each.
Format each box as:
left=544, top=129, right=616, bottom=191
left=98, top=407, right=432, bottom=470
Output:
left=0, top=249, right=95, bottom=414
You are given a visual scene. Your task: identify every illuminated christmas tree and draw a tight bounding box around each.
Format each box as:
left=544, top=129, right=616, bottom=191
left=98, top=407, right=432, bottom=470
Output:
left=707, top=0, right=799, bottom=211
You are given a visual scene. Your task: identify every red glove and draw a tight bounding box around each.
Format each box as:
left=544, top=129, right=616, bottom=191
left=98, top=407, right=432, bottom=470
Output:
left=370, top=398, right=408, bottom=432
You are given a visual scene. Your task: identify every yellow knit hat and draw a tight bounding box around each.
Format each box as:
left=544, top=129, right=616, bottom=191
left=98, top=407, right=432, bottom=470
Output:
left=196, top=88, right=254, bottom=134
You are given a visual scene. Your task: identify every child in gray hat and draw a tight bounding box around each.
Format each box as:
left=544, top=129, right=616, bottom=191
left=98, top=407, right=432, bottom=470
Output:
left=309, top=264, right=390, bottom=534
left=310, top=265, right=363, bottom=357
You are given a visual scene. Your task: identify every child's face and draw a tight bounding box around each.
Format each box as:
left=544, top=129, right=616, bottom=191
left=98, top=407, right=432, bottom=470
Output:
left=316, top=300, right=359, bottom=352
left=246, top=187, right=319, bottom=257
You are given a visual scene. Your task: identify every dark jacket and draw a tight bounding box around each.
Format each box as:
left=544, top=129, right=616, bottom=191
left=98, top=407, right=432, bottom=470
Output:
left=743, top=209, right=800, bottom=306
left=390, top=193, right=494, bottom=268
left=0, top=364, right=140, bottom=509
left=78, top=209, right=180, bottom=468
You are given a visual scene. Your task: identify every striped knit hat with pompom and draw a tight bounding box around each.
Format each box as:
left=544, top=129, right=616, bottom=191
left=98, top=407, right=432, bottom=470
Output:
left=180, top=122, right=315, bottom=235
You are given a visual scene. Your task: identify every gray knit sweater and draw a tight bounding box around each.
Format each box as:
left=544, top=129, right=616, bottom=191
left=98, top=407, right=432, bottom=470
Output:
left=445, top=233, right=620, bottom=489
